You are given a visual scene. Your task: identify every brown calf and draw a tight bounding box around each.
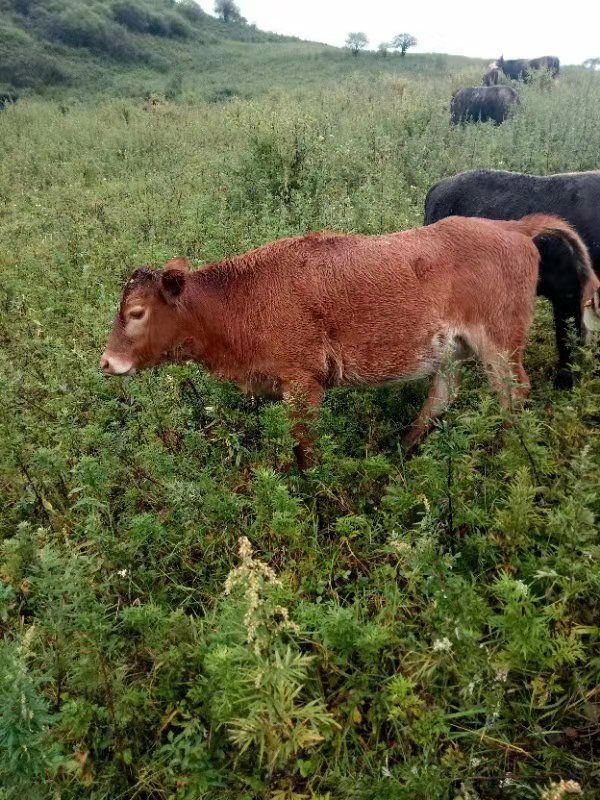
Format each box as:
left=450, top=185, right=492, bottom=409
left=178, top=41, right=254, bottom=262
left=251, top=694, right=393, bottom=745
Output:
left=483, top=66, right=500, bottom=86
left=100, top=215, right=591, bottom=466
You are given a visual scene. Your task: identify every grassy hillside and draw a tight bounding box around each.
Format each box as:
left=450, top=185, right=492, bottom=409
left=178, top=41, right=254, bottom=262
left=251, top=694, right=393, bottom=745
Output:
left=0, top=0, right=290, bottom=93
left=0, top=0, right=485, bottom=99
left=1, top=32, right=599, bottom=800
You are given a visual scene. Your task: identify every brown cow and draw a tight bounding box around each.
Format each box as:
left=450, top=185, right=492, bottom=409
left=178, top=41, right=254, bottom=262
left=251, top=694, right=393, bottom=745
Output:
left=100, top=215, right=592, bottom=466
left=483, top=64, right=500, bottom=86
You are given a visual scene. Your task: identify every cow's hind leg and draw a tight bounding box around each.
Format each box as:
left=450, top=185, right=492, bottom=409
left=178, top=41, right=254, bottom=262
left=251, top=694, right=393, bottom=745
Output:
left=537, top=236, right=585, bottom=389
left=476, top=338, right=530, bottom=411
left=551, top=296, right=582, bottom=390
left=403, top=357, right=463, bottom=452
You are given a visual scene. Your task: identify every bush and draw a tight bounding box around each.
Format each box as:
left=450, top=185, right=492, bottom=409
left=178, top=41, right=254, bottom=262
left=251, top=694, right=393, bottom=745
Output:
left=0, top=52, right=71, bottom=88
left=0, top=642, right=62, bottom=790
left=209, top=85, right=240, bottom=102
left=0, top=21, right=33, bottom=51
left=176, top=0, right=206, bottom=23
left=45, top=7, right=112, bottom=50
left=165, top=72, right=183, bottom=99
left=112, top=1, right=192, bottom=38
left=111, top=0, right=150, bottom=33
left=9, top=0, right=33, bottom=14
left=45, top=6, right=145, bottom=61
left=162, top=12, right=192, bottom=38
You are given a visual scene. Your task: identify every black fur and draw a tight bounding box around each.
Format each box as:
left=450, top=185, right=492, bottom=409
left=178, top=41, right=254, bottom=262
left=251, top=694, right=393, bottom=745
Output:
left=450, top=87, right=519, bottom=125
left=424, top=169, right=600, bottom=387
left=497, top=56, right=560, bottom=81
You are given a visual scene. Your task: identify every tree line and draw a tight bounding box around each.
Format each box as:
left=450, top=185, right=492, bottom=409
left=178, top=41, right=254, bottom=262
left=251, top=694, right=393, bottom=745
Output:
left=346, top=32, right=417, bottom=57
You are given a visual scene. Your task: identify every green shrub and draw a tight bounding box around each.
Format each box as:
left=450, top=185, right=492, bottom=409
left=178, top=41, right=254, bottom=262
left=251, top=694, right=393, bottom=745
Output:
left=176, top=0, right=206, bottom=23
left=0, top=642, right=62, bottom=794
left=111, top=0, right=152, bottom=32
left=0, top=52, right=71, bottom=88
left=112, top=1, right=192, bottom=39
left=45, top=7, right=132, bottom=58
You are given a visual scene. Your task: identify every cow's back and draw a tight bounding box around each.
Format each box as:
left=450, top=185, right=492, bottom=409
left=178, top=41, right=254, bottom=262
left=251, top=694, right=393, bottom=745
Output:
left=217, top=221, right=538, bottom=387
left=312, top=220, right=539, bottom=381
left=423, top=169, right=600, bottom=269
left=451, top=87, right=517, bottom=125
left=228, top=223, right=531, bottom=316
left=500, top=59, right=531, bottom=80
left=413, top=217, right=539, bottom=329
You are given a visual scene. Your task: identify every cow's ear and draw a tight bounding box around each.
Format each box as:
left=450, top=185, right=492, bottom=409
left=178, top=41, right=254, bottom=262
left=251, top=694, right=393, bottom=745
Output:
left=160, top=269, right=187, bottom=303
left=164, top=257, right=191, bottom=271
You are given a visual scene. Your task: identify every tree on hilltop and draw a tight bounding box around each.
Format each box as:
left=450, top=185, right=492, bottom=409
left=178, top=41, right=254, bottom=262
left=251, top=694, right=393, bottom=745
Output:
left=346, top=32, right=368, bottom=56
left=392, top=33, right=417, bottom=57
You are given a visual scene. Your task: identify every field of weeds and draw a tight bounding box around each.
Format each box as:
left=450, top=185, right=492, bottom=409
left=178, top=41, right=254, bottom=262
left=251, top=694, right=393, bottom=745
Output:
left=0, top=67, right=599, bottom=799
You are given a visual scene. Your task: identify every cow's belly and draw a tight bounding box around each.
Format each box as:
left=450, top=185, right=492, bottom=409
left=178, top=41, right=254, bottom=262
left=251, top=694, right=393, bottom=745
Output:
left=328, top=323, right=451, bottom=388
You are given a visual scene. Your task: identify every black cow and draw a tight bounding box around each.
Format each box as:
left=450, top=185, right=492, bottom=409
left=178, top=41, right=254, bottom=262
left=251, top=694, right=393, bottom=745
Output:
left=424, top=169, right=600, bottom=387
left=529, top=56, right=560, bottom=77
left=497, top=55, right=560, bottom=81
left=0, top=93, right=18, bottom=111
left=451, top=86, right=519, bottom=125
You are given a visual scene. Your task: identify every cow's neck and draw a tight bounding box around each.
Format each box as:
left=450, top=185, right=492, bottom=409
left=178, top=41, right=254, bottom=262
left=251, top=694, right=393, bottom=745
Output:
left=183, top=275, right=251, bottom=381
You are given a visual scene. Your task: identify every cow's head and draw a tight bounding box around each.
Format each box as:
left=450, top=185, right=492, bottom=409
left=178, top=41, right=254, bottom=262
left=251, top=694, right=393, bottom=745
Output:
left=100, top=258, right=192, bottom=376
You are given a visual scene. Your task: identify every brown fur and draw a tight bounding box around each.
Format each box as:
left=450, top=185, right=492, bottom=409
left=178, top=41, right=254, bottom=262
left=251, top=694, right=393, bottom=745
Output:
left=483, top=67, right=500, bottom=86
left=100, top=215, right=582, bottom=467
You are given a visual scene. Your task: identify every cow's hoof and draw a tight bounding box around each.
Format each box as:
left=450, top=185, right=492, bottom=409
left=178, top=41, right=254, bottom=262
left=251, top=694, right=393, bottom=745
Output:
left=553, top=368, right=573, bottom=391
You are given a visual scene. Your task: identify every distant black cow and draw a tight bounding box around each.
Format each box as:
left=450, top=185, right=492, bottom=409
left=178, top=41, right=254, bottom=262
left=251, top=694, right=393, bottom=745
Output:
left=451, top=86, right=519, bottom=125
left=0, top=93, right=18, bottom=111
left=497, top=55, right=560, bottom=81
left=529, top=56, right=560, bottom=77
left=424, top=169, right=600, bottom=387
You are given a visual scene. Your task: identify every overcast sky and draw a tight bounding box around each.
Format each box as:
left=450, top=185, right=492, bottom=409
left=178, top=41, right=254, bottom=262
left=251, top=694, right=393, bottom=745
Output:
left=230, top=0, right=599, bottom=66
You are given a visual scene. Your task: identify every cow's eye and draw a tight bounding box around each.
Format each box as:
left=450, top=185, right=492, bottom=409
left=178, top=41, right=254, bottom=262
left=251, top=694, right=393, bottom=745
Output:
left=128, top=307, right=145, bottom=320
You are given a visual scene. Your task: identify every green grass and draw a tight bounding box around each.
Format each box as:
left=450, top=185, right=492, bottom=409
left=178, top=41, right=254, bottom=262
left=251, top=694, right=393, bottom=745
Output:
left=0, top=54, right=599, bottom=800
left=63, top=45, right=485, bottom=104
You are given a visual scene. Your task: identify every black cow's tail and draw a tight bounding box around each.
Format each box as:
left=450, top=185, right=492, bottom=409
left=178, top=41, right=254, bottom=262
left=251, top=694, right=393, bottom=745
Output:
left=517, top=213, right=594, bottom=288
left=517, top=213, right=600, bottom=339
left=517, top=213, right=599, bottom=386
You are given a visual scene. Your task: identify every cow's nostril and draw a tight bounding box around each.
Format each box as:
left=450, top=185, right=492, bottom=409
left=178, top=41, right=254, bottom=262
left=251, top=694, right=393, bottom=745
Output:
left=100, top=355, right=110, bottom=373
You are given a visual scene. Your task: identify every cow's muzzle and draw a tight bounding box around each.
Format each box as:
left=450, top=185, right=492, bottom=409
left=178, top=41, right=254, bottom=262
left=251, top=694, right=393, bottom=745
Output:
left=100, top=353, right=136, bottom=376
